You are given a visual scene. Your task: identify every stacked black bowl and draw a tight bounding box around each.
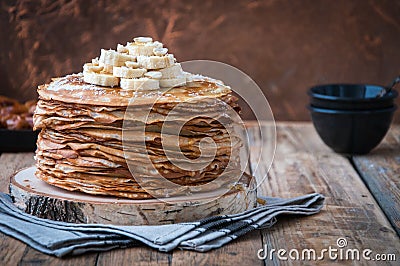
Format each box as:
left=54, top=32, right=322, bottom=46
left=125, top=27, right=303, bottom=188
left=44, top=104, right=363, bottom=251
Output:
left=308, top=82, right=398, bottom=154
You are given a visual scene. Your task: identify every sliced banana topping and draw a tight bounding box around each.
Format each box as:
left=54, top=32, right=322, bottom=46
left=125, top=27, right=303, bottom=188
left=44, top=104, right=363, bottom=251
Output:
left=81, top=36, right=212, bottom=90
left=83, top=63, right=103, bottom=73
left=127, top=41, right=163, bottom=56
left=137, top=54, right=175, bottom=70
left=125, top=61, right=140, bottom=68
left=99, top=63, right=113, bottom=74
left=83, top=72, right=119, bottom=87
left=127, top=45, right=153, bottom=56
left=117, top=44, right=129, bottom=53
left=134, top=37, right=153, bottom=43
left=145, top=71, right=162, bottom=79
left=120, top=77, right=160, bottom=91
left=160, top=76, right=187, bottom=88
left=92, top=57, right=100, bottom=65
left=159, top=63, right=183, bottom=79
left=113, top=66, right=147, bottom=79
left=153, top=47, right=168, bottom=56
left=152, top=41, right=163, bottom=48
left=104, top=65, right=114, bottom=74
left=99, top=49, right=136, bottom=67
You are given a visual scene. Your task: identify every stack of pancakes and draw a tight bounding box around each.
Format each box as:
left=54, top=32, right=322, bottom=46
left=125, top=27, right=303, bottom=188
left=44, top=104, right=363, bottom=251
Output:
left=34, top=38, right=243, bottom=199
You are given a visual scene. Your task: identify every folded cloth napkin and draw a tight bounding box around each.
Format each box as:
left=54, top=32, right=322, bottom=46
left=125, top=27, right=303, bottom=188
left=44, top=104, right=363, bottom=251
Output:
left=0, top=192, right=324, bottom=257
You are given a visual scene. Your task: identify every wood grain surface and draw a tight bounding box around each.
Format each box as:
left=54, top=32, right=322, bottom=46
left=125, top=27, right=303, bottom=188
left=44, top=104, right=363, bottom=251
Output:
left=254, top=122, right=400, bottom=265
left=0, top=122, right=399, bottom=265
left=1, top=0, right=400, bottom=122
left=353, top=125, right=400, bottom=237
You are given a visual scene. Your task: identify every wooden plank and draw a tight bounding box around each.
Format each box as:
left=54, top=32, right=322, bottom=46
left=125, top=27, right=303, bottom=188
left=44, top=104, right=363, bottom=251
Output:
left=96, top=247, right=171, bottom=266
left=0, top=153, right=35, bottom=266
left=253, top=123, right=400, bottom=265
left=171, top=231, right=263, bottom=266
left=246, top=121, right=331, bottom=197
left=0, top=153, right=98, bottom=266
left=0, top=234, right=29, bottom=266
left=0, top=153, right=35, bottom=193
left=352, top=125, right=400, bottom=237
left=17, top=249, right=97, bottom=266
left=245, top=121, right=277, bottom=197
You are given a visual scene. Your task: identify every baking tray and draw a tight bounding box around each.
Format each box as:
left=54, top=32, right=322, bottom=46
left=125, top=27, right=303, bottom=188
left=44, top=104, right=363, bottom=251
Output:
left=0, top=129, right=39, bottom=152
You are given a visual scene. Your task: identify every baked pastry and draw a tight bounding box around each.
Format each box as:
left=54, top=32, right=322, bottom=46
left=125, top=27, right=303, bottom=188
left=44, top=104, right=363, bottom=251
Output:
left=34, top=37, right=243, bottom=199
left=0, top=96, right=36, bottom=130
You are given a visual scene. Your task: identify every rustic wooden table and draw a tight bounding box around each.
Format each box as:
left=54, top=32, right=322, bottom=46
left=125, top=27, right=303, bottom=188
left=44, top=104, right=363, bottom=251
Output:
left=0, top=122, right=399, bottom=265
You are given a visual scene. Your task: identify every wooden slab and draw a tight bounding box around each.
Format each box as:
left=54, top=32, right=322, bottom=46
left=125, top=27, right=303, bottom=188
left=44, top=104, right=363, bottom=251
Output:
left=352, top=125, right=400, bottom=237
left=10, top=167, right=257, bottom=225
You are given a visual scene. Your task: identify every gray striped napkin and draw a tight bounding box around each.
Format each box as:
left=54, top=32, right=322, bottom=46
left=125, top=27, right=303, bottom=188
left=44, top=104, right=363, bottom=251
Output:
left=0, top=192, right=324, bottom=257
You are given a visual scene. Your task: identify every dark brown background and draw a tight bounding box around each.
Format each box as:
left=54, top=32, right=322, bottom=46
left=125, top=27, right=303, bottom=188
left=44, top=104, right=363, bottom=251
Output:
left=1, top=0, right=399, bottom=121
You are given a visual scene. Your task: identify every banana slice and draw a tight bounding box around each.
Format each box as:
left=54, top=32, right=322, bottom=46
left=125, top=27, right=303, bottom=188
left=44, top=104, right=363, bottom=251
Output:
left=127, top=45, right=154, bottom=56
left=117, top=44, right=129, bottom=53
left=83, top=63, right=103, bottom=73
left=125, top=61, right=140, bottom=68
left=92, top=57, right=100, bottom=65
left=152, top=41, right=163, bottom=48
left=144, top=71, right=162, bottom=79
left=153, top=47, right=168, bottom=56
left=99, top=49, right=136, bottom=67
left=159, top=63, right=183, bottom=78
left=102, top=64, right=114, bottom=74
left=83, top=71, right=119, bottom=87
left=113, top=66, right=147, bottom=78
left=159, top=75, right=186, bottom=88
left=127, top=41, right=163, bottom=56
left=120, top=77, right=160, bottom=91
left=134, top=37, right=153, bottom=43
left=137, top=54, right=175, bottom=70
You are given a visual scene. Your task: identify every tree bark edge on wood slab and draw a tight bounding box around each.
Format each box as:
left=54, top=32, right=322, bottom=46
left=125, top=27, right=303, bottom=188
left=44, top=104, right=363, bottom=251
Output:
left=10, top=167, right=257, bottom=225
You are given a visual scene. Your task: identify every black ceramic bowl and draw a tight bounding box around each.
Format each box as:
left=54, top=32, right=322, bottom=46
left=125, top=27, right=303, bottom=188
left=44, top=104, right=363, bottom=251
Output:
left=308, top=84, right=398, bottom=110
left=0, top=129, right=39, bottom=152
left=308, top=105, right=396, bottom=154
